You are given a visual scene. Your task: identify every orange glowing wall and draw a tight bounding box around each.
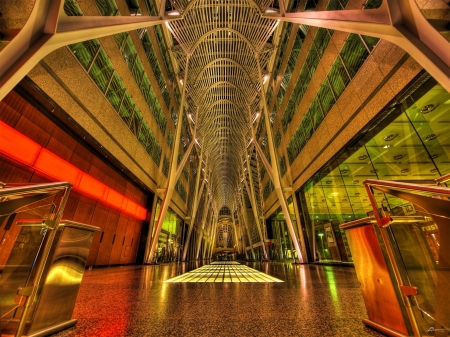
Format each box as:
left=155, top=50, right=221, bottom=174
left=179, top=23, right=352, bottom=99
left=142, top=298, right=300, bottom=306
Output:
left=0, top=89, right=148, bottom=266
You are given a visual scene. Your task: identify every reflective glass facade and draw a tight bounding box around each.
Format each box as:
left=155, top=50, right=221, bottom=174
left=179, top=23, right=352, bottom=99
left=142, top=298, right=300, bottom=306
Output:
left=152, top=200, right=184, bottom=262
left=299, top=75, right=450, bottom=263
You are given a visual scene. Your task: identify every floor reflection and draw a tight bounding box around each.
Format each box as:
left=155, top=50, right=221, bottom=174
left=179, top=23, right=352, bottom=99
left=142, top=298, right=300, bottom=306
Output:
left=53, top=261, right=383, bottom=337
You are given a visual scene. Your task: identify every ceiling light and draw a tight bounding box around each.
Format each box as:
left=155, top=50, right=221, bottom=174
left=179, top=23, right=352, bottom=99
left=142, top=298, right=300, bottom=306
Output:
left=420, top=104, right=435, bottom=114
left=383, top=134, right=397, bottom=141
left=167, top=10, right=180, bottom=15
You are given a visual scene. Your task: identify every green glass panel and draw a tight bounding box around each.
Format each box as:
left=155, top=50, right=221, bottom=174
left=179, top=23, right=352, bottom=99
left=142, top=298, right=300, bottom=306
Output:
left=362, top=35, right=380, bottom=51
left=309, top=97, right=325, bottom=130
left=64, top=0, right=83, bottom=16
left=95, top=0, right=119, bottom=16
left=106, top=72, right=125, bottom=111
left=303, top=111, right=314, bottom=140
left=340, top=34, right=369, bottom=78
left=306, top=46, right=319, bottom=76
left=314, top=28, right=332, bottom=57
left=364, top=0, right=382, bottom=9
left=328, top=57, right=350, bottom=98
left=317, top=81, right=335, bottom=115
left=90, top=49, right=114, bottom=92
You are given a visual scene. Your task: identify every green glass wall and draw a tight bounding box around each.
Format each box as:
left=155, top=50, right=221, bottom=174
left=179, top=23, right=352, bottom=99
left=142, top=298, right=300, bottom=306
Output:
left=152, top=200, right=184, bottom=262
left=299, top=76, right=450, bottom=263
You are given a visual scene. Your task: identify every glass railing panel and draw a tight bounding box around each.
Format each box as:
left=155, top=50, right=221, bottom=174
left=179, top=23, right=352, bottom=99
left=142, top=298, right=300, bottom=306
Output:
left=0, top=183, right=70, bottom=336
left=387, top=205, right=448, bottom=334
left=365, top=181, right=450, bottom=335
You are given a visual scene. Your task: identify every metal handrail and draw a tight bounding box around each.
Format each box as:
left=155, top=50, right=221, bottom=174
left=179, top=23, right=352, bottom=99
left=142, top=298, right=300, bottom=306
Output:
left=0, top=181, right=72, bottom=337
left=364, top=178, right=450, bottom=196
left=435, top=172, right=450, bottom=185
left=362, top=178, right=450, bottom=337
left=339, top=216, right=376, bottom=230
left=339, top=215, right=431, bottom=230
left=0, top=181, right=71, bottom=198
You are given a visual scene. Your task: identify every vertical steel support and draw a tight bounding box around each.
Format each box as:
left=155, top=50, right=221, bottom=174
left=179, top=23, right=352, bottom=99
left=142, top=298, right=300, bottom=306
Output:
left=242, top=166, right=267, bottom=258
left=182, top=152, right=205, bottom=260
left=208, top=215, right=217, bottom=259
left=231, top=209, right=240, bottom=254
left=183, top=180, right=205, bottom=260
left=203, top=209, right=214, bottom=259
left=148, top=57, right=190, bottom=261
left=144, top=195, right=159, bottom=263
left=256, top=54, right=304, bottom=262
left=291, top=192, right=309, bottom=262
left=195, top=197, right=211, bottom=259
left=240, top=189, right=256, bottom=259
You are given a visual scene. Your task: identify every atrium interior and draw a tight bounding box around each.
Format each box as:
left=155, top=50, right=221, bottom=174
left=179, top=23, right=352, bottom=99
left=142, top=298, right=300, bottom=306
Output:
left=0, top=0, right=449, bottom=336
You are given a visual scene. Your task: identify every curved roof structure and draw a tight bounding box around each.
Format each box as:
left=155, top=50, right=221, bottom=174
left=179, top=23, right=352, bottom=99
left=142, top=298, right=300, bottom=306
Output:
left=167, top=0, right=278, bottom=213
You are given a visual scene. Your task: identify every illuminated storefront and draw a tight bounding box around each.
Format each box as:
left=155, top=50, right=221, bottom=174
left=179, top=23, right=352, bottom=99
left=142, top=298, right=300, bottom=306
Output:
left=299, top=75, right=450, bottom=263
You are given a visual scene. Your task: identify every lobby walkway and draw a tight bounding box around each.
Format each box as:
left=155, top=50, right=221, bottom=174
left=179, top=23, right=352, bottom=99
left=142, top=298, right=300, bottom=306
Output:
left=53, top=261, right=384, bottom=337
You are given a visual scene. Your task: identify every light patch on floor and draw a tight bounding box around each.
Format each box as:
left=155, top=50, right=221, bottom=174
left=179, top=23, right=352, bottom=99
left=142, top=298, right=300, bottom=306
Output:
left=165, top=262, right=283, bottom=283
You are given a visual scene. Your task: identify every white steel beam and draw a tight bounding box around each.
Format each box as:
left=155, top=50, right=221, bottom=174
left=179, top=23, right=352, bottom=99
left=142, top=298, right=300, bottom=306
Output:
left=0, top=0, right=179, bottom=101
left=240, top=189, right=256, bottom=259
left=182, top=154, right=206, bottom=260
left=263, top=0, right=450, bottom=93
left=195, top=197, right=211, bottom=259
left=256, top=55, right=304, bottom=262
left=147, top=57, right=191, bottom=262
left=242, top=166, right=267, bottom=258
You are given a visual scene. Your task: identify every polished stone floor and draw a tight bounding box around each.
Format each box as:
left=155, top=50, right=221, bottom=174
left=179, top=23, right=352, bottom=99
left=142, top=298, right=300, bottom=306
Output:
left=53, top=261, right=384, bottom=337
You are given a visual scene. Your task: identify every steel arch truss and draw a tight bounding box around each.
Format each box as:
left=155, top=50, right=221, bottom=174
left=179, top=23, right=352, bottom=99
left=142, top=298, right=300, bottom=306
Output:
left=167, top=0, right=278, bottom=220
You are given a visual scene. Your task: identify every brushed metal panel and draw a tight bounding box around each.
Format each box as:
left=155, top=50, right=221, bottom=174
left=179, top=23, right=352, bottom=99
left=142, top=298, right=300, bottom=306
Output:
left=27, top=223, right=98, bottom=335
left=345, top=224, right=409, bottom=335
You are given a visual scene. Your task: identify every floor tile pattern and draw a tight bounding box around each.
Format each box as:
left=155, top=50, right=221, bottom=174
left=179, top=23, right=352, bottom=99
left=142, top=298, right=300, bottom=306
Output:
left=53, top=261, right=385, bottom=337
left=165, top=262, right=283, bottom=283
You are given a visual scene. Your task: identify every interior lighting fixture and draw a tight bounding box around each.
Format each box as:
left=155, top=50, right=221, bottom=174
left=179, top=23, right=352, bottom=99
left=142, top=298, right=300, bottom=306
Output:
left=0, top=121, right=146, bottom=220
left=165, top=262, right=283, bottom=283
left=420, top=104, right=435, bottom=114
left=383, top=134, right=397, bottom=141
left=425, top=134, right=437, bottom=141
left=167, top=10, right=180, bottom=15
